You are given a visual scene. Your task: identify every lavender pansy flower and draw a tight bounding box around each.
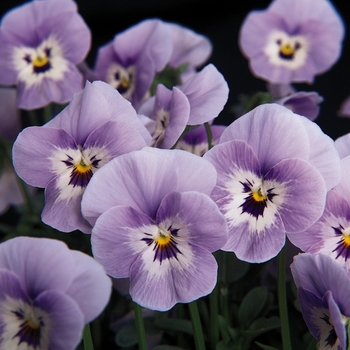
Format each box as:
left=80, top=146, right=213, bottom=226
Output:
left=267, top=83, right=323, bottom=120
left=0, top=0, right=91, bottom=110
left=291, top=253, right=350, bottom=350
left=239, top=0, right=344, bottom=84
left=81, top=148, right=228, bottom=311
left=0, top=236, right=111, bottom=350
left=139, top=64, right=228, bottom=148
left=138, top=84, right=190, bottom=148
left=12, top=81, right=150, bottom=233
left=204, top=103, right=341, bottom=263
left=94, top=19, right=172, bottom=109
left=274, top=91, right=323, bottom=121
left=288, top=156, right=350, bottom=275
left=176, top=124, right=226, bottom=156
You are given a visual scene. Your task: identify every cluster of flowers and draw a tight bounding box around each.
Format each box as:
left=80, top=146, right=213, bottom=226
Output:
left=0, top=0, right=350, bottom=348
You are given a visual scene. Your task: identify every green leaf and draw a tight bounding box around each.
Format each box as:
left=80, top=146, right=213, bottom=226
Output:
left=115, top=322, right=139, bottom=348
left=254, top=341, right=280, bottom=350
left=238, top=286, right=270, bottom=327
left=154, top=318, right=193, bottom=335
left=150, top=63, right=188, bottom=95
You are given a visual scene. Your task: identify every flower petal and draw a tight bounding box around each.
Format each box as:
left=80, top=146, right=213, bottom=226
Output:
left=12, top=126, right=76, bottom=188
left=129, top=244, right=218, bottom=311
left=266, top=158, right=327, bottom=233
left=0, top=237, right=76, bottom=299
left=65, top=250, right=111, bottom=323
left=35, top=290, right=84, bottom=350
left=156, top=191, right=228, bottom=252
left=220, top=104, right=310, bottom=174
left=91, top=205, right=155, bottom=278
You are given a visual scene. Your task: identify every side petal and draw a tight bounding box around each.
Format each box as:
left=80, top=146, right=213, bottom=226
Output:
left=65, top=251, right=111, bottom=324
left=265, top=158, right=327, bottom=233
left=91, top=205, right=155, bottom=279
left=156, top=191, right=228, bottom=253
left=35, top=290, right=84, bottom=350
left=12, top=126, right=76, bottom=188
left=180, top=64, right=229, bottom=125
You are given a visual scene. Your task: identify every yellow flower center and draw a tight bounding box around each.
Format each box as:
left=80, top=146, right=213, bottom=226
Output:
left=343, top=234, right=350, bottom=246
left=120, top=79, right=130, bottom=89
left=280, top=43, right=295, bottom=56
left=32, top=55, right=49, bottom=68
left=156, top=232, right=171, bottom=246
left=75, top=159, right=92, bottom=173
left=252, top=188, right=267, bottom=202
left=26, top=319, right=41, bottom=330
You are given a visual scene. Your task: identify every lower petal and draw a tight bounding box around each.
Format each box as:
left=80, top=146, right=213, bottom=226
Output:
left=222, top=210, right=286, bottom=263
left=129, top=245, right=218, bottom=311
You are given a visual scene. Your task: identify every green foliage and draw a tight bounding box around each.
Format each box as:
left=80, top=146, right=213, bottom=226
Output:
left=150, top=63, right=188, bottom=95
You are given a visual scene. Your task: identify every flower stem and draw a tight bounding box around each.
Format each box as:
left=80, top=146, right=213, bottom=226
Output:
left=189, top=300, right=206, bottom=350
left=133, top=302, right=148, bottom=350
left=83, top=324, right=94, bottom=350
left=204, top=122, right=214, bottom=150
left=278, top=245, right=292, bottom=350
left=209, top=284, right=219, bottom=349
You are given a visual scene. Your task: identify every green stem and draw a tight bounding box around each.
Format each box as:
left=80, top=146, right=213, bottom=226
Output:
left=83, top=324, right=94, bottom=350
left=133, top=302, right=148, bottom=350
left=171, top=125, right=191, bottom=149
left=346, top=318, right=350, bottom=350
left=278, top=245, right=292, bottom=350
left=204, top=122, right=214, bottom=150
left=189, top=301, right=206, bottom=350
left=209, top=284, right=219, bottom=350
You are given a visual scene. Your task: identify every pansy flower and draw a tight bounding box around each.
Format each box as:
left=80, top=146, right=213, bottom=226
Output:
left=204, top=103, right=341, bottom=263
left=0, top=236, right=111, bottom=350
left=139, top=64, right=228, bottom=148
left=239, top=0, right=344, bottom=84
left=0, top=0, right=91, bottom=110
left=138, top=84, right=190, bottom=148
left=291, top=253, right=350, bottom=350
left=81, top=148, right=228, bottom=311
left=93, top=19, right=172, bottom=110
left=288, top=156, right=350, bottom=275
left=12, top=81, right=150, bottom=233
left=274, top=91, right=323, bottom=121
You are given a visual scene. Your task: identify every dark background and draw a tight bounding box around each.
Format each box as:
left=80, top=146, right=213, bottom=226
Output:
left=1, top=0, right=350, bottom=140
